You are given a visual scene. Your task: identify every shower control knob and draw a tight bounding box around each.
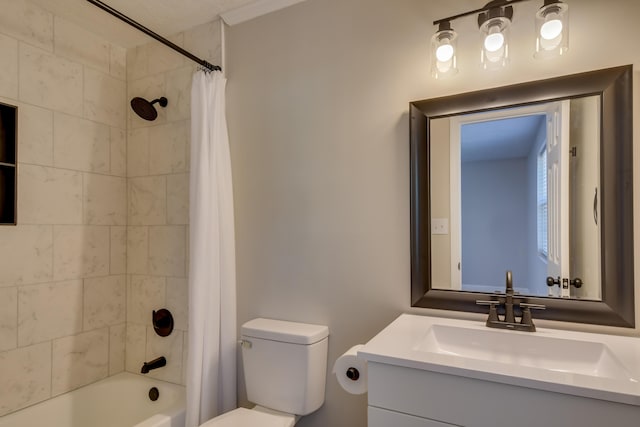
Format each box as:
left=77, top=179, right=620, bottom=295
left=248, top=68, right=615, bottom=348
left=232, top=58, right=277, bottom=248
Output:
left=346, top=367, right=360, bottom=381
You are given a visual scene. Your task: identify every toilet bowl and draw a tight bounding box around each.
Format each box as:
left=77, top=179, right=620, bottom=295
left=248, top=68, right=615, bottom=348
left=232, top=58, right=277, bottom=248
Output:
left=199, top=318, right=329, bottom=427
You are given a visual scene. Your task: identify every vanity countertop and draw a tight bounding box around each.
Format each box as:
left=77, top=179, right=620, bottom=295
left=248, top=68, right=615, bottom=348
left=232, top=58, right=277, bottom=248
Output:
left=358, top=314, right=640, bottom=405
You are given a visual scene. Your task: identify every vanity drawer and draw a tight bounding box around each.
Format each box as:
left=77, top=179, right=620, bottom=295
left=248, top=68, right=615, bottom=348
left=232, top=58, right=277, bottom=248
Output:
left=368, top=406, right=459, bottom=427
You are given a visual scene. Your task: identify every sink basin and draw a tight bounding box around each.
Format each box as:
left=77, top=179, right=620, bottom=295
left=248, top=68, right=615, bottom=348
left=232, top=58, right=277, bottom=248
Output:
left=415, top=324, right=634, bottom=381
left=358, top=314, right=640, bottom=405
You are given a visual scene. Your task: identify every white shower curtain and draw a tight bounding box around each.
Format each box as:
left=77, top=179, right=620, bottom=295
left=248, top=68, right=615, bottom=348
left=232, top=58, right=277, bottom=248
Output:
left=186, top=70, right=237, bottom=427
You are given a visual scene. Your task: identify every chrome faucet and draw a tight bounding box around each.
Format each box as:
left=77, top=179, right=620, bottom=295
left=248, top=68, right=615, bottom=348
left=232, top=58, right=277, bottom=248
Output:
left=476, top=271, right=545, bottom=332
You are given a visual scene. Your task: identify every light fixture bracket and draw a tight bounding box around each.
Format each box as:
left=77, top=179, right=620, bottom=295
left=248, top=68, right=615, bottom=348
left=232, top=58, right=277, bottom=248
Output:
left=478, top=1, right=514, bottom=28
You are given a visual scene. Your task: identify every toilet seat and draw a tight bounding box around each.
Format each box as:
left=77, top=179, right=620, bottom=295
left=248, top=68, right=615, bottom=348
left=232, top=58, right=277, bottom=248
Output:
left=200, top=407, right=296, bottom=427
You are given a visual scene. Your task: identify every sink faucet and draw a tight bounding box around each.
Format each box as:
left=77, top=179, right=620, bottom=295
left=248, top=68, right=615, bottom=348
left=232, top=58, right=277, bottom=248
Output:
left=504, top=270, right=515, bottom=324
left=476, top=270, right=546, bottom=332
left=141, top=356, right=166, bottom=374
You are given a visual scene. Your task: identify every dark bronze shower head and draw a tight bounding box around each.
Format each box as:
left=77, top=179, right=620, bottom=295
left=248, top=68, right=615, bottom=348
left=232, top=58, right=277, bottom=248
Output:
left=130, top=96, right=168, bottom=121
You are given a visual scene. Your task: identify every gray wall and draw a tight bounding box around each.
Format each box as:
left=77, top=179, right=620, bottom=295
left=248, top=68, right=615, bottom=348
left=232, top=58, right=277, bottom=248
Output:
left=461, top=158, right=529, bottom=289
left=225, top=0, right=640, bottom=426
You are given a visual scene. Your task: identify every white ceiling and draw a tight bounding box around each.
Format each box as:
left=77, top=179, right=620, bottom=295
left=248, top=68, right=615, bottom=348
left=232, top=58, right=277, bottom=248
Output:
left=461, top=115, right=546, bottom=163
left=29, top=0, right=306, bottom=48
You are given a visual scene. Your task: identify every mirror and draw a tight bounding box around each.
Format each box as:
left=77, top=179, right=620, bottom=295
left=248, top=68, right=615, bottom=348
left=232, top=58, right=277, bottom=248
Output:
left=410, top=65, right=634, bottom=327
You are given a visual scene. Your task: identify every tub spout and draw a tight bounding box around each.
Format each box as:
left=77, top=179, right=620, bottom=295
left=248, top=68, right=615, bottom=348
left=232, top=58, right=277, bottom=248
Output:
left=141, top=356, right=166, bottom=374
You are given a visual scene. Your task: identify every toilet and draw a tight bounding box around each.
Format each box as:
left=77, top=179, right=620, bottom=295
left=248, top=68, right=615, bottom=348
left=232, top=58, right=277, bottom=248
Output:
left=200, top=318, right=329, bottom=427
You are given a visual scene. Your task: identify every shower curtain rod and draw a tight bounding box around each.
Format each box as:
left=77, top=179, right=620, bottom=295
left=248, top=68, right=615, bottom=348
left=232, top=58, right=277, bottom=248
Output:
left=85, top=0, right=222, bottom=71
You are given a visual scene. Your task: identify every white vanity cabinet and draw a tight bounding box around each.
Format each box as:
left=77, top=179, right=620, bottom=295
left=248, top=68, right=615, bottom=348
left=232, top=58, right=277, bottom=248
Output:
left=366, top=361, right=640, bottom=427
left=359, top=315, right=640, bottom=427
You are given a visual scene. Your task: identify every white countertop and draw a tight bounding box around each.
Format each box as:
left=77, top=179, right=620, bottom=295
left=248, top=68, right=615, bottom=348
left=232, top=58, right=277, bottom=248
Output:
left=358, top=314, right=640, bottom=405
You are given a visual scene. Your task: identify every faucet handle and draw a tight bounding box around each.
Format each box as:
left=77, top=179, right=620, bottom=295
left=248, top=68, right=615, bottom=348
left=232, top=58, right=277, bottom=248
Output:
left=476, top=300, right=500, bottom=325
left=519, top=303, right=546, bottom=310
left=519, top=303, right=546, bottom=332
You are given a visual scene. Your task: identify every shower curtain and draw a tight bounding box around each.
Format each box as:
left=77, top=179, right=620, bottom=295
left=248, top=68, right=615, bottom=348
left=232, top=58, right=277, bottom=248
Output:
left=186, top=70, right=237, bottom=427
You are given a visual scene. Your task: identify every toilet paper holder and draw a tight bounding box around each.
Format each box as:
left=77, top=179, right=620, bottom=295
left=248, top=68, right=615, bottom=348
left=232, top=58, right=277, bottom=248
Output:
left=346, top=367, right=360, bottom=381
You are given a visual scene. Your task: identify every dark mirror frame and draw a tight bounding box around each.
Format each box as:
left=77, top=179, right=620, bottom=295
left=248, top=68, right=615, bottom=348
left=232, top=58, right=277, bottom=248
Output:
left=410, top=65, right=634, bottom=327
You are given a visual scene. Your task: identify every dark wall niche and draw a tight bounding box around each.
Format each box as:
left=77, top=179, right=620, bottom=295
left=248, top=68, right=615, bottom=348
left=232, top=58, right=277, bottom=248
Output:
left=0, top=102, right=17, bottom=225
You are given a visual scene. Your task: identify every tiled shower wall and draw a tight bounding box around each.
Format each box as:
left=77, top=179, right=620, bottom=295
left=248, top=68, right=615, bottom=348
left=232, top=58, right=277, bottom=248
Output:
left=0, top=0, right=127, bottom=417
left=124, top=20, right=222, bottom=384
left=0, top=0, right=222, bottom=416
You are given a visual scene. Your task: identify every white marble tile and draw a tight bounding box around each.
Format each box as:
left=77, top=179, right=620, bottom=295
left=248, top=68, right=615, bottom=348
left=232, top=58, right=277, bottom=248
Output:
left=0, top=33, right=18, bottom=100
left=127, top=275, right=166, bottom=325
left=127, top=226, right=149, bottom=274
left=167, top=173, right=189, bottom=225
left=128, top=74, right=166, bottom=129
left=83, top=275, right=125, bottom=330
left=109, top=323, right=126, bottom=375
left=125, top=322, right=146, bottom=374
left=84, top=68, right=126, bottom=128
left=148, top=226, right=186, bottom=277
left=53, top=226, right=110, bottom=281
left=18, top=164, right=82, bottom=224
left=165, top=66, right=194, bottom=123
left=127, top=127, right=149, bottom=177
left=126, top=45, right=149, bottom=81
left=54, top=16, right=110, bottom=73
left=146, top=328, right=183, bottom=384
left=110, top=44, right=126, bottom=80
left=18, top=280, right=83, bottom=346
left=184, top=20, right=222, bottom=67
left=147, top=33, right=185, bottom=74
left=149, top=121, right=188, bottom=175
left=52, top=328, right=109, bottom=396
left=0, top=0, right=53, bottom=52
left=83, top=173, right=126, bottom=225
left=0, top=225, right=52, bottom=286
left=0, top=287, right=17, bottom=351
left=53, top=112, right=110, bottom=173
left=18, top=103, right=53, bottom=166
left=166, top=278, right=187, bottom=331
left=110, top=226, right=127, bottom=275
left=19, top=44, right=83, bottom=116
left=0, top=342, right=51, bottom=417
left=111, top=127, right=126, bottom=177
left=128, top=176, right=167, bottom=225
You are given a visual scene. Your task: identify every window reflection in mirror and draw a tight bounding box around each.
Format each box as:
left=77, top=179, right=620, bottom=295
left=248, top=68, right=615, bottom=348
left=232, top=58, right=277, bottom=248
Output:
left=429, top=96, right=601, bottom=301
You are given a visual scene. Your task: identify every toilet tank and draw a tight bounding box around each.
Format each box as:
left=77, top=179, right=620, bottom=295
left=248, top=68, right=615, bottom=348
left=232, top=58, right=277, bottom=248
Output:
left=241, top=318, right=329, bottom=416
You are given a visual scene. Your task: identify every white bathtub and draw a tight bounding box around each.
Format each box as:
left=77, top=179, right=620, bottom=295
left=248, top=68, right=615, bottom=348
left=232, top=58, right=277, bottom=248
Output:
left=0, top=373, right=185, bottom=427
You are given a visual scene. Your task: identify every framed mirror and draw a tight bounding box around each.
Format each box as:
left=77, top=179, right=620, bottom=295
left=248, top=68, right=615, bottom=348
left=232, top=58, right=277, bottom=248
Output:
left=410, top=65, right=634, bottom=327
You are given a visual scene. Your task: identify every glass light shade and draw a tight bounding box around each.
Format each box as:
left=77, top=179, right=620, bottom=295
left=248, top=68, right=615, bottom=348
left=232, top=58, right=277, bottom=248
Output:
left=535, top=2, right=569, bottom=59
left=431, top=28, right=458, bottom=78
left=480, top=16, right=510, bottom=69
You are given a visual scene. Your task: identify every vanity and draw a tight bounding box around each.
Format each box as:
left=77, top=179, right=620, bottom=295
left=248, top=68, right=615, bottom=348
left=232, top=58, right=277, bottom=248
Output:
left=359, top=314, right=640, bottom=427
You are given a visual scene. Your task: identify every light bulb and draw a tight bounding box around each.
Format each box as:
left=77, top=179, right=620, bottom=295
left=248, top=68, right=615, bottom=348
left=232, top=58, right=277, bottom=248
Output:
left=484, top=32, right=504, bottom=52
left=436, top=44, right=454, bottom=62
left=540, top=18, right=563, bottom=40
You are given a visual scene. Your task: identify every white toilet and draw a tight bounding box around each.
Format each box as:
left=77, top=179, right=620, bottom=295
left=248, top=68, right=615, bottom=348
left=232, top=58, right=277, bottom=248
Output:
left=200, top=318, right=329, bottom=427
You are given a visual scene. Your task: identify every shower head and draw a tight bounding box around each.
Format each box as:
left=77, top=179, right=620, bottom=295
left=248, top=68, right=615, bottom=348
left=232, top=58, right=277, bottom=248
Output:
left=130, top=96, right=168, bottom=121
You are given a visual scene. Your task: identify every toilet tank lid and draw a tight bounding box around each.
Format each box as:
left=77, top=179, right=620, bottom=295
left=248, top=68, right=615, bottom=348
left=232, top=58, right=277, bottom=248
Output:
left=241, top=318, right=329, bottom=345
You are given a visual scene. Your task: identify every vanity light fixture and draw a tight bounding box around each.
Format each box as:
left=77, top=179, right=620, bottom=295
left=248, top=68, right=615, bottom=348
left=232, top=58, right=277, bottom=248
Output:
left=478, top=3, right=513, bottom=69
left=535, top=0, right=569, bottom=58
left=430, top=0, right=569, bottom=76
left=431, top=21, right=459, bottom=78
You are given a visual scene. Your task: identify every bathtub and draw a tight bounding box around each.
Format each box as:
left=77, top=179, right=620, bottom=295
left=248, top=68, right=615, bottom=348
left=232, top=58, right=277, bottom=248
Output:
left=0, top=373, right=185, bottom=427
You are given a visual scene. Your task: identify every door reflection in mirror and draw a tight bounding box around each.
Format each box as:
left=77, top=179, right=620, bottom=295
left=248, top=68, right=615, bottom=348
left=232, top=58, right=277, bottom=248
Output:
left=430, top=96, right=601, bottom=300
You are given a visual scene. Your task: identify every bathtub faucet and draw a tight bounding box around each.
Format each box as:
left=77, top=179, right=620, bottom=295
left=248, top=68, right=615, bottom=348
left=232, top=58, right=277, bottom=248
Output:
left=141, top=356, right=166, bottom=374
